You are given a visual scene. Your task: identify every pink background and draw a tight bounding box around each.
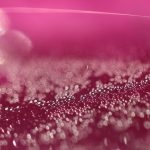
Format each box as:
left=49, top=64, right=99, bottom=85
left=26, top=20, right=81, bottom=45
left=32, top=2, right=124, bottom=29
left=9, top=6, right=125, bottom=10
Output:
left=0, top=0, right=150, bottom=16
left=0, top=1, right=150, bottom=59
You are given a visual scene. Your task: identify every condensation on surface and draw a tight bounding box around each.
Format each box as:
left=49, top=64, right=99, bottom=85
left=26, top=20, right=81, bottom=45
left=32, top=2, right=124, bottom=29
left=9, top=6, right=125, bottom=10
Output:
left=0, top=58, right=150, bottom=150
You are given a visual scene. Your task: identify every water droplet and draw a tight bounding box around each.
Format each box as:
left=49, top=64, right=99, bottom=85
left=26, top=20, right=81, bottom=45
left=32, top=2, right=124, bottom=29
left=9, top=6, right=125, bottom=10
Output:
left=12, top=140, right=17, bottom=147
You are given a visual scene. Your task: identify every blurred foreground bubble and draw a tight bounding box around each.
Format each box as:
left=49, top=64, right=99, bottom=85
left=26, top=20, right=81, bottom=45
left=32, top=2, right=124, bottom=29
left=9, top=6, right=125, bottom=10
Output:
left=0, top=30, right=33, bottom=83
left=0, top=9, right=32, bottom=83
left=0, top=30, right=32, bottom=61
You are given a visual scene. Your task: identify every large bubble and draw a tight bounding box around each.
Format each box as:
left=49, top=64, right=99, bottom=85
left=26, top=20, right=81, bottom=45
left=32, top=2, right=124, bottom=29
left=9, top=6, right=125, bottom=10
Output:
left=0, top=30, right=32, bottom=61
left=0, top=9, right=32, bottom=83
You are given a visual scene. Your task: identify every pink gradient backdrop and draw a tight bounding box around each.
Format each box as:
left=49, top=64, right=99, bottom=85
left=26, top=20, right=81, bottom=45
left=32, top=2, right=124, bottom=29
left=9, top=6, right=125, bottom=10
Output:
left=0, top=0, right=150, bottom=16
left=0, top=1, right=150, bottom=59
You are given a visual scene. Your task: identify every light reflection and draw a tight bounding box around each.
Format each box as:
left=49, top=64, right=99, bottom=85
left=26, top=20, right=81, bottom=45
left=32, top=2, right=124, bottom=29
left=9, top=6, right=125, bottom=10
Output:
left=0, top=9, right=9, bottom=36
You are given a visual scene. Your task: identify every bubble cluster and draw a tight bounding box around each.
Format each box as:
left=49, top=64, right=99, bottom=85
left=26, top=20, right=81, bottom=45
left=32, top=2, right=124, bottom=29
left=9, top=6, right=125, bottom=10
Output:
left=0, top=58, right=150, bottom=150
